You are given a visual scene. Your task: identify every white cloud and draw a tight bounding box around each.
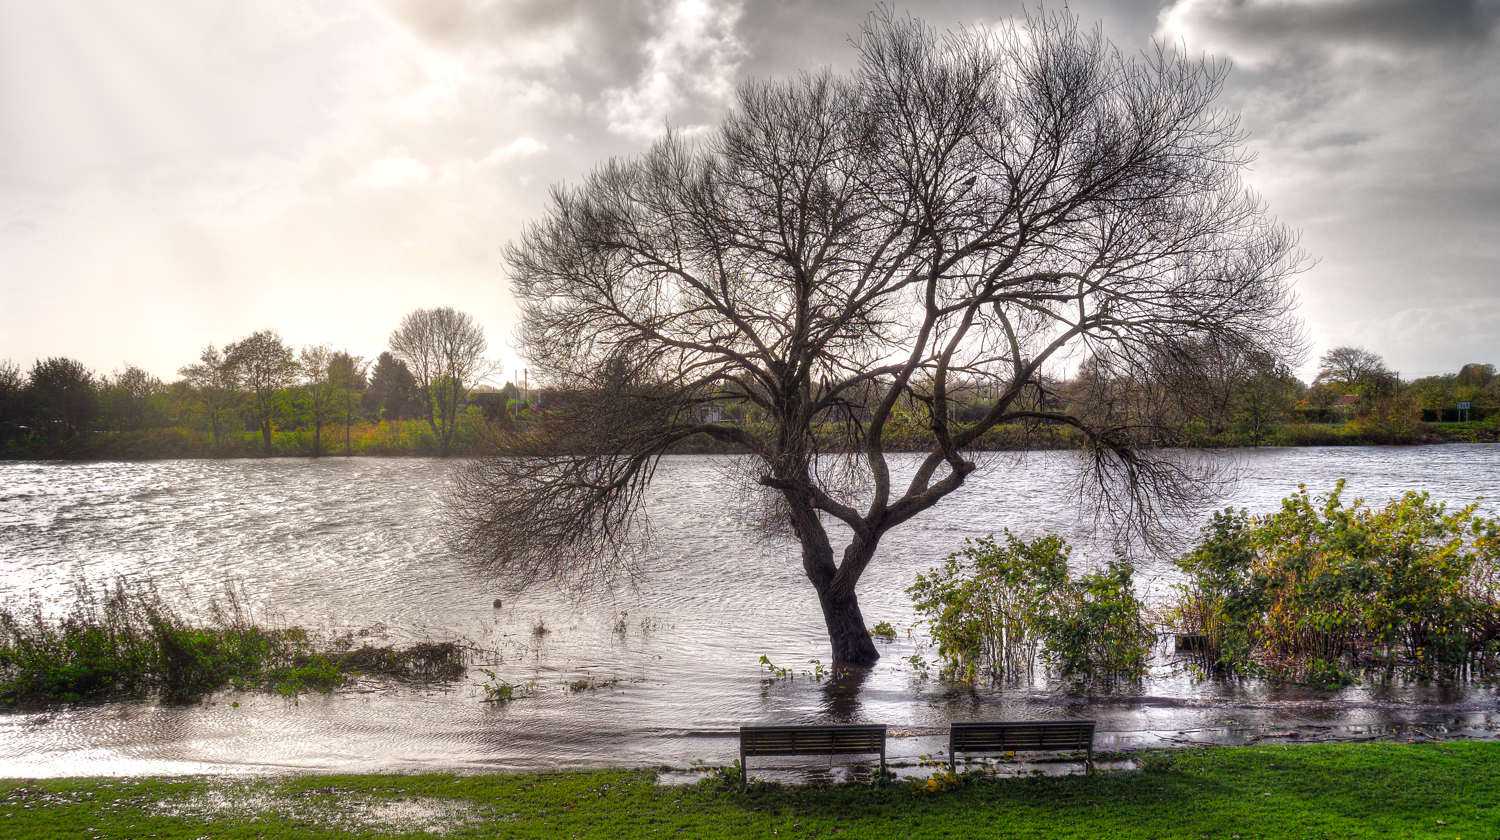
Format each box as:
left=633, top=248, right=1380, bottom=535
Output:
left=482, top=136, right=548, bottom=166
left=605, top=0, right=745, bottom=138
left=5, top=0, right=1498, bottom=384
left=352, top=155, right=432, bottom=190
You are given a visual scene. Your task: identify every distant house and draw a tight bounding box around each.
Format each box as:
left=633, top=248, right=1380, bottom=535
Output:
left=1333, top=394, right=1360, bottom=417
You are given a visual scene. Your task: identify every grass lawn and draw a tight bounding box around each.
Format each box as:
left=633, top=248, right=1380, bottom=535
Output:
left=3, top=741, right=1498, bottom=838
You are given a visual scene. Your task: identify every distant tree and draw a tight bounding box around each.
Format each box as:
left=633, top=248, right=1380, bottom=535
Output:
left=1141, top=339, right=1304, bottom=438
left=389, top=307, right=492, bottom=455
left=178, top=345, right=242, bottom=448
left=499, top=381, right=522, bottom=417
left=1315, top=346, right=1396, bottom=394
left=1354, top=386, right=1421, bottom=441
left=100, top=365, right=165, bottom=431
left=363, top=352, right=420, bottom=421
left=159, top=380, right=197, bottom=429
left=226, top=330, right=297, bottom=455
left=1231, top=358, right=1301, bottom=443
left=299, top=345, right=341, bottom=457
left=0, top=360, right=24, bottom=441
left=1303, top=381, right=1341, bottom=418
left=1456, top=362, right=1496, bottom=389
left=1482, top=376, right=1500, bottom=419
left=328, top=351, right=368, bottom=456
left=449, top=10, right=1303, bottom=667
left=26, top=357, right=98, bottom=439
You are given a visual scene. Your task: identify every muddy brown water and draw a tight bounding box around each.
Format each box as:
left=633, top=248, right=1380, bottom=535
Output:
left=2, top=446, right=1498, bottom=777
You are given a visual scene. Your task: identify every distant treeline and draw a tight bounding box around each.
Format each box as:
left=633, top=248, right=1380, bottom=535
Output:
left=678, top=345, right=1500, bottom=452
left=2, top=337, right=1497, bottom=461
left=0, top=306, right=519, bottom=459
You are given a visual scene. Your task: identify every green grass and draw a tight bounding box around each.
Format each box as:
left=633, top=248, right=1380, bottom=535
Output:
left=3, top=741, right=1499, bottom=838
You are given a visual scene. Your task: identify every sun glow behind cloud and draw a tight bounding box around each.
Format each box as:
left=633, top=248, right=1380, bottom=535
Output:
left=1, top=0, right=1497, bottom=383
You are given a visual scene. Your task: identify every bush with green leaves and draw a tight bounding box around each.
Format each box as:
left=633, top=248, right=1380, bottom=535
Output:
left=908, top=533, right=1152, bottom=687
left=1044, top=560, right=1156, bottom=687
left=1171, top=482, right=1500, bottom=682
left=0, top=579, right=467, bottom=707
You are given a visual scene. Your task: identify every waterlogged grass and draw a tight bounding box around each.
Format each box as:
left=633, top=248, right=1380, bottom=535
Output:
left=0, top=581, right=466, bottom=707
left=2, top=742, right=1499, bottom=838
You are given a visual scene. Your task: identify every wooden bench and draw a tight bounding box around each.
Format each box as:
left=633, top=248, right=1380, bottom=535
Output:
left=948, top=720, right=1096, bottom=772
left=739, top=724, right=887, bottom=787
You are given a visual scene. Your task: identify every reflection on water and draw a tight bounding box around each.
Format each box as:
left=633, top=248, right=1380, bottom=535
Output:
left=1, top=445, right=1499, bottom=776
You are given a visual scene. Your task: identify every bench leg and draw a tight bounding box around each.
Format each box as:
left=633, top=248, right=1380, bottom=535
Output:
left=1086, top=746, right=1093, bottom=775
left=740, top=748, right=748, bottom=790
left=880, top=747, right=887, bottom=785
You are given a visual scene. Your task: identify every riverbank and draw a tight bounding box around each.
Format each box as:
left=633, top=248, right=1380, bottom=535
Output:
left=3, top=418, right=1497, bottom=460
left=2, top=741, right=1497, bottom=837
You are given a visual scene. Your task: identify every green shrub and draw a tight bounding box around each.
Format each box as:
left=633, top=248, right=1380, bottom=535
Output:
left=0, top=579, right=468, bottom=707
left=1042, top=561, right=1155, bottom=688
left=909, top=533, right=1152, bottom=687
left=1170, top=482, right=1500, bottom=683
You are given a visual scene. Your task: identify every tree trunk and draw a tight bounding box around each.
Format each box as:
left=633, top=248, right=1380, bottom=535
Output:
left=424, top=388, right=438, bottom=442
left=438, top=388, right=454, bottom=457
left=313, top=420, right=322, bottom=457
left=261, top=420, right=272, bottom=455
left=344, top=416, right=352, bottom=456
left=817, top=586, right=880, bottom=668
left=788, top=487, right=880, bottom=668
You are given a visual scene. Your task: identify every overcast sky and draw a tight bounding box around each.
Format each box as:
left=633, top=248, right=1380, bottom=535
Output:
left=2, top=0, right=1497, bottom=383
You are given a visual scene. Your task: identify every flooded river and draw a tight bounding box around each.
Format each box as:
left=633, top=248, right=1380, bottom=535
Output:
left=2, top=446, right=1499, bottom=777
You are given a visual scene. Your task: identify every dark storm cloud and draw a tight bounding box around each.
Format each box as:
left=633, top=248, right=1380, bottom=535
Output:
left=731, top=0, right=1169, bottom=78
left=382, top=0, right=659, bottom=138
left=1158, top=0, right=1500, bottom=377
left=1160, top=0, right=1500, bottom=61
left=384, top=0, right=657, bottom=79
left=382, top=0, right=746, bottom=138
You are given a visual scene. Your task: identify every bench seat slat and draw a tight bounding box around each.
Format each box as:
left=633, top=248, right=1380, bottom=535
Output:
left=739, top=725, right=887, bottom=787
left=949, top=720, right=1096, bottom=772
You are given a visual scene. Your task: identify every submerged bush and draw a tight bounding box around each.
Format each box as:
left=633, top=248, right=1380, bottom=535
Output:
left=1044, top=561, right=1155, bottom=687
left=0, top=579, right=468, bottom=707
left=1171, top=482, right=1500, bottom=682
left=909, top=533, right=1152, bottom=687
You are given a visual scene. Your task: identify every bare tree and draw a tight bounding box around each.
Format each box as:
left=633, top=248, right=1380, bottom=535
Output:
left=226, top=330, right=297, bottom=455
left=179, top=345, right=241, bottom=449
left=450, top=10, right=1303, bottom=667
left=389, top=307, right=491, bottom=456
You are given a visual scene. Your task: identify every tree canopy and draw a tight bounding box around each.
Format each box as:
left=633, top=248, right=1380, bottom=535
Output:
left=450, top=9, right=1304, bottom=666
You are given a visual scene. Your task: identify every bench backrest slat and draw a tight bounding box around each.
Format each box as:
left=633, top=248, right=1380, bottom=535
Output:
left=950, top=720, right=1094, bottom=754
left=740, top=724, right=886, bottom=757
